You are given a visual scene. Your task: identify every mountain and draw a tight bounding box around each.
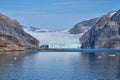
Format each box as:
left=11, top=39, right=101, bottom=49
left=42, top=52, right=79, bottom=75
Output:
left=69, top=18, right=99, bottom=34
left=80, top=10, right=120, bottom=49
left=0, top=13, right=39, bottom=51
left=23, top=26, right=49, bottom=33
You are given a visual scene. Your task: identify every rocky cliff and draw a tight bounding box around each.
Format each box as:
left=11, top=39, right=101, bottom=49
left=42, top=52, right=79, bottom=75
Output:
left=0, top=13, right=39, bottom=51
left=80, top=10, right=120, bottom=49
left=69, top=18, right=99, bottom=34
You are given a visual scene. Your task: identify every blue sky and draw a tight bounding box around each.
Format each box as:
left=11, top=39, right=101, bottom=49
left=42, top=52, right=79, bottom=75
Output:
left=0, top=0, right=120, bottom=30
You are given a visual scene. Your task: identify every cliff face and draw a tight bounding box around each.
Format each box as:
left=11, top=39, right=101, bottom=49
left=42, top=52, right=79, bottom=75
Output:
left=0, top=13, right=39, bottom=51
left=80, top=10, right=120, bottom=49
left=69, top=18, right=99, bottom=34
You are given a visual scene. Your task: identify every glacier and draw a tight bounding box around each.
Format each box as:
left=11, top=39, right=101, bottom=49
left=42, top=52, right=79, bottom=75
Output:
left=24, top=29, right=83, bottom=48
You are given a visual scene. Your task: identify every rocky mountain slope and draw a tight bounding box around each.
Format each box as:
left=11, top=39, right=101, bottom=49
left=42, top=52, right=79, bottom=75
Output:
left=69, top=18, right=99, bottom=34
left=80, top=10, right=120, bottom=49
left=0, top=13, right=39, bottom=51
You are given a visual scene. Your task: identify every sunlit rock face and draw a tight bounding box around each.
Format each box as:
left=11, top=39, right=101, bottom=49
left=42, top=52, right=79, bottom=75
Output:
left=0, top=13, right=39, bottom=51
left=80, top=10, right=120, bottom=49
left=69, top=18, right=99, bottom=34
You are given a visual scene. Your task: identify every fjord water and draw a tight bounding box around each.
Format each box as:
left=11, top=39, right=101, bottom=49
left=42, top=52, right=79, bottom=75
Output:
left=0, top=51, right=120, bottom=80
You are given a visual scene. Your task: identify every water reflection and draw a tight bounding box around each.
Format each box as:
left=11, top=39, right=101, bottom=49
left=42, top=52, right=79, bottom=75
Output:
left=0, top=51, right=36, bottom=66
left=80, top=52, right=120, bottom=80
left=0, top=51, right=120, bottom=80
left=0, top=51, right=38, bottom=80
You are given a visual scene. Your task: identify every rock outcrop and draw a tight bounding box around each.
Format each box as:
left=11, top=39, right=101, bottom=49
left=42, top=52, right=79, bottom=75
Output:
left=80, top=10, right=120, bottom=49
left=0, top=13, right=39, bottom=51
left=69, top=18, right=99, bottom=34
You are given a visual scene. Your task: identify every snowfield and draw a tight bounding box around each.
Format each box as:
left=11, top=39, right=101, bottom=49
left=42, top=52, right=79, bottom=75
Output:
left=24, top=29, right=82, bottom=48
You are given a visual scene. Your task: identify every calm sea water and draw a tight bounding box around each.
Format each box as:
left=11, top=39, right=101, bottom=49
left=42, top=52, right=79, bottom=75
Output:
left=0, top=51, right=120, bottom=80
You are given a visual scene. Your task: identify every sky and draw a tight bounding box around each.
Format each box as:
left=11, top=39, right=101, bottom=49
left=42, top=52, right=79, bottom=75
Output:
left=0, top=0, right=120, bottom=31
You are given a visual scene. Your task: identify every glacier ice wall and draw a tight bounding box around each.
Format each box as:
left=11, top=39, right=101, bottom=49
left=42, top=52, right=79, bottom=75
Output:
left=24, top=29, right=82, bottom=48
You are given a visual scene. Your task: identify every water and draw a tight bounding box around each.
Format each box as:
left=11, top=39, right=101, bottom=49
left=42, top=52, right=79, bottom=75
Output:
left=0, top=51, right=120, bottom=80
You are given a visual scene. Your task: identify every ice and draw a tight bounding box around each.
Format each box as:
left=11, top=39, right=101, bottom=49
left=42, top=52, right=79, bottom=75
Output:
left=110, top=11, right=116, bottom=16
left=24, top=29, right=82, bottom=48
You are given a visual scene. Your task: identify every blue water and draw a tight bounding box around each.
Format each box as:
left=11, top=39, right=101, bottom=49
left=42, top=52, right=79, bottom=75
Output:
left=0, top=50, right=120, bottom=80
left=23, top=48, right=120, bottom=53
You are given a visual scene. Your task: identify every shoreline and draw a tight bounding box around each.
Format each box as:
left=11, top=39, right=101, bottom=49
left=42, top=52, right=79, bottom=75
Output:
left=0, top=48, right=120, bottom=53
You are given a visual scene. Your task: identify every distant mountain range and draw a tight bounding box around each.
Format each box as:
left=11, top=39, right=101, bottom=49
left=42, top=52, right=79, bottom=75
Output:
left=23, top=26, right=70, bottom=33
left=23, top=26, right=49, bottom=32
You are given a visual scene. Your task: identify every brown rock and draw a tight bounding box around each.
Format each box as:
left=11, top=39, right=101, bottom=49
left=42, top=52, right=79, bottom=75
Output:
left=0, top=13, right=39, bottom=51
left=80, top=10, right=120, bottom=49
left=69, top=18, right=99, bottom=34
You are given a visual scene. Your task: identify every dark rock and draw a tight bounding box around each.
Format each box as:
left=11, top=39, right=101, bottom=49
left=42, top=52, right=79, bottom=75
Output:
left=40, top=44, right=49, bottom=48
left=69, top=18, right=99, bottom=34
left=80, top=10, right=120, bottom=49
left=0, top=13, right=39, bottom=51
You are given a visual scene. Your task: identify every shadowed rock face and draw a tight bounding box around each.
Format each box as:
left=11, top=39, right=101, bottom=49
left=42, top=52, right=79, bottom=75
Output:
left=0, top=13, right=39, bottom=51
left=80, top=10, right=120, bottom=49
left=69, top=18, right=99, bottom=34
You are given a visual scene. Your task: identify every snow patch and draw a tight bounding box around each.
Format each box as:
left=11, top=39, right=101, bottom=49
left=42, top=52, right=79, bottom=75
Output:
left=23, top=27, right=49, bottom=33
left=110, top=11, right=116, bottom=16
left=37, top=28, right=49, bottom=32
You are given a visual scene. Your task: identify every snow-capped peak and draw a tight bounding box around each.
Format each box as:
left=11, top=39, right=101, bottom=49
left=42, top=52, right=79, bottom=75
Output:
left=23, top=26, right=49, bottom=33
